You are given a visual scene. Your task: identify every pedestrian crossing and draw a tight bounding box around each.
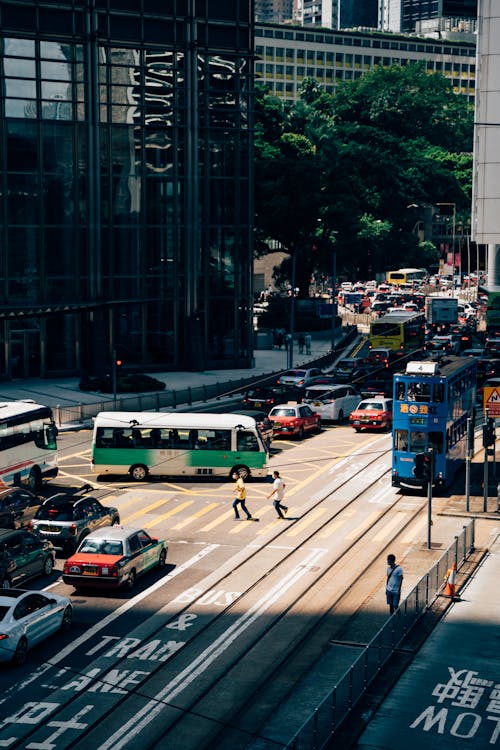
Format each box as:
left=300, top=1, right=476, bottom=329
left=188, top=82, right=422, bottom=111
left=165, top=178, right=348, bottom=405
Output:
left=103, top=490, right=429, bottom=547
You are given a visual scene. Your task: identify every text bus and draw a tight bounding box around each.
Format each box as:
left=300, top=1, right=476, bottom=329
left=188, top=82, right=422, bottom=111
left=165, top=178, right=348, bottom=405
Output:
left=0, top=401, right=58, bottom=490
left=369, top=312, right=426, bottom=354
left=91, top=411, right=269, bottom=480
left=392, top=357, right=476, bottom=490
left=386, top=268, right=427, bottom=286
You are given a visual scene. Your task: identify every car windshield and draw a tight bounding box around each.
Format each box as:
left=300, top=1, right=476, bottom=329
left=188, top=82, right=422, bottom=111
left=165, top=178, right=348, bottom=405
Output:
left=358, top=402, right=383, bottom=411
left=35, top=501, right=74, bottom=521
left=271, top=408, right=296, bottom=417
left=337, top=361, right=354, bottom=371
left=79, top=538, right=124, bottom=555
left=306, top=389, right=335, bottom=400
left=284, top=370, right=306, bottom=378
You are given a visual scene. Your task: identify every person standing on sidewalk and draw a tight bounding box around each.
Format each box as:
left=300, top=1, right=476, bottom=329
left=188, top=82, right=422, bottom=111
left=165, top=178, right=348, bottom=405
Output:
left=386, top=553, right=403, bottom=614
left=304, top=333, right=312, bottom=355
left=232, top=472, right=256, bottom=521
left=267, top=470, right=288, bottom=519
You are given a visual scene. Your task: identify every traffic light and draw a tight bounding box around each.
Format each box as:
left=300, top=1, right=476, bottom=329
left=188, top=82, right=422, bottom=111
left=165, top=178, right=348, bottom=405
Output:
left=483, top=418, right=496, bottom=448
left=115, top=358, right=122, bottom=368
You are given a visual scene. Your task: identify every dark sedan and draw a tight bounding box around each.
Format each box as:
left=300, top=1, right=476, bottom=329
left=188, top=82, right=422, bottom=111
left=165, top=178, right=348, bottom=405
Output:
left=241, top=385, right=302, bottom=411
left=0, top=487, right=42, bottom=530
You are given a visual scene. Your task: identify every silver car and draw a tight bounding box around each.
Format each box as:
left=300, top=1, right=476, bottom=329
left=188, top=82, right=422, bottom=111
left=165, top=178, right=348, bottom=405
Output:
left=303, top=384, right=361, bottom=423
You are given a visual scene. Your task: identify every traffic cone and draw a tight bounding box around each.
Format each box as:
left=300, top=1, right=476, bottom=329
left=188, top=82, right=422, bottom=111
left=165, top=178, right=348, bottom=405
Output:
left=444, top=562, right=457, bottom=598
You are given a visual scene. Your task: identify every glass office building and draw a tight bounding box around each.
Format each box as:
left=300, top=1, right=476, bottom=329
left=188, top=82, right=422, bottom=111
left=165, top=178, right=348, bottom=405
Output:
left=0, top=1, right=254, bottom=379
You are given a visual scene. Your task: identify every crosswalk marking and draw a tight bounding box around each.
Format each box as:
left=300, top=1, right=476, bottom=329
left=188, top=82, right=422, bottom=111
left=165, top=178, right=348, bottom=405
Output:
left=317, top=508, right=357, bottom=538
left=345, top=510, right=381, bottom=540
left=372, top=512, right=408, bottom=542
left=172, top=503, right=220, bottom=530
left=121, top=497, right=171, bottom=524
left=401, top=516, right=427, bottom=543
left=145, top=500, right=195, bottom=528
left=286, top=507, right=327, bottom=537
left=200, top=508, right=235, bottom=532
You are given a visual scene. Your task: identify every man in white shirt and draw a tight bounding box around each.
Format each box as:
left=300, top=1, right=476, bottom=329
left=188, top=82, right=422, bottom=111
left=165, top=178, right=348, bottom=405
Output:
left=386, top=553, right=403, bottom=614
left=267, top=470, right=288, bottom=519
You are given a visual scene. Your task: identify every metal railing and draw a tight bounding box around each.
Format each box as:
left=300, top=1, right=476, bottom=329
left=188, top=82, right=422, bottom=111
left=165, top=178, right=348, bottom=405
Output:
left=287, top=519, right=475, bottom=750
left=53, top=328, right=358, bottom=428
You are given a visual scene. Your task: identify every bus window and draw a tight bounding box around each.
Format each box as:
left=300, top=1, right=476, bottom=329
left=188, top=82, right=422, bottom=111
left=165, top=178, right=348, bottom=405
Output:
left=407, top=382, right=431, bottom=402
left=410, top=431, right=426, bottom=453
left=394, top=429, right=408, bottom=451
left=433, top=383, right=444, bottom=403
left=237, top=431, right=259, bottom=452
left=428, top=432, right=444, bottom=453
left=396, top=382, right=405, bottom=401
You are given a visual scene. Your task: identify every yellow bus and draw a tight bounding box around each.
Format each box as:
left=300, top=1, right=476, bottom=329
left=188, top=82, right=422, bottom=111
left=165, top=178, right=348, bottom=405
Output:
left=386, top=268, right=427, bottom=286
left=369, top=312, right=426, bottom=353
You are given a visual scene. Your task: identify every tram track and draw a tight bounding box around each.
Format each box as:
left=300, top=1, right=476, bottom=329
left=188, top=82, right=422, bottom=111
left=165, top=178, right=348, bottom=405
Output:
left=2, top=434, right=429, bottom=750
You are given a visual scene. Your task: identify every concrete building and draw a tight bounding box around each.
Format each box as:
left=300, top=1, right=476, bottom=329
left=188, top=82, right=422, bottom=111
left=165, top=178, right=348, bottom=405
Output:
left=379, top=0, right=477, bottom=33
left=293, top=0, right=378, bottom=30
left=0, top=1, right=255, bottom=379
left=255, top=0, right=294, bottom=24
left=256, top=22, right=476, bottom=102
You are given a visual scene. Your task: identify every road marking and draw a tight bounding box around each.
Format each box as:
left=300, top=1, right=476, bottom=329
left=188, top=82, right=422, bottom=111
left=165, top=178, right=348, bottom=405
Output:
left=200, top=508, right=235, bottom=532
left=345, top=510, right=381, bottom=540
left=0, top=544, right=220, bottom=702
left=372, top=512, right=408, bottom=542
left=172, top=503, right=220, bottom=530
left=98, top=548, right=328, bottom=750
left=317, top=508, right=357, bottom=538
left=122, top=497, right=171, bottom=524
left=286, top=507, right=327, bottom=537
left=402, top=515, right=428, bottom=543
left=144, top=500, right=195, bottom=528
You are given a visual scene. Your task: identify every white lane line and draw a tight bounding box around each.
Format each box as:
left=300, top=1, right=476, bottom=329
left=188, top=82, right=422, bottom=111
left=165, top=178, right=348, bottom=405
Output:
left=0, top=544, right=220, bottom=703
left=99, top=547, right=328, bottom=750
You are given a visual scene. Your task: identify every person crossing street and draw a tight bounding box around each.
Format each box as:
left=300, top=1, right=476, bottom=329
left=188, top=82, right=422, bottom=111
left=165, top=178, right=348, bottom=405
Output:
left=232, top=472, right=257, bottom=521
left=267, top=470, right=288, bottom=519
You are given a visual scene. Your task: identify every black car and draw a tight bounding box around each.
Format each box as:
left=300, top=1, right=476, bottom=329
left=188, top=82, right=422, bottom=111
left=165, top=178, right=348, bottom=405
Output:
left=330, top=358, right=371, bottom=384
left=0, top=528, right=55, bottom=588
left=241, top=385, right=302, bottom=411
left=0, top=487, right=42, bottom=529
left=360, top=376, right=393, bottom=399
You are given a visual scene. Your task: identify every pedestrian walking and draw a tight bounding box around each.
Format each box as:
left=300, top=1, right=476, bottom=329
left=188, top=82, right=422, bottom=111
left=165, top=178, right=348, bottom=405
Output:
left=386, top=553, right=403, bottom=614
left=267, top=470, right=288, bottom=518
left=304, top=333, right=312, bottom=355
left=298, top=332, right=305, bottom=354
left=232, top=471, right=256, bottom=521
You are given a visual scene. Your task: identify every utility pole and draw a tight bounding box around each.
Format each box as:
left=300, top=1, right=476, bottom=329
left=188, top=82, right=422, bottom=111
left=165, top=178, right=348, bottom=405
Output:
left=465, top=417, right=472, bottom=512
left=426, top=449, right=434, bottom=550
left=331, top=250, right=337, bottom=352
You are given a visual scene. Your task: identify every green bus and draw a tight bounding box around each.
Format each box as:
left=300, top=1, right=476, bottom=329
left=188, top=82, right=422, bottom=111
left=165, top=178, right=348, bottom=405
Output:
left=91, top=412, right=269, bottom=481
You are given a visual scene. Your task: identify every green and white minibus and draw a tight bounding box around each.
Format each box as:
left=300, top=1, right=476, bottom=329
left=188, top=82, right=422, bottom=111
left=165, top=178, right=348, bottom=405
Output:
left=91, top=412, right=269, bottom=481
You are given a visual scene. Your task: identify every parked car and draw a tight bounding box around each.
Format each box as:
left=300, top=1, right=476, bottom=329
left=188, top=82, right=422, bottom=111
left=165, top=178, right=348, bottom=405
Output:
left=303, top=384, right=361, bottom=423
left=240, top=385, right=302, bottom=411
left=0, top=529, right=55, bottom=588
left=349, top=397, right=393, bottom=432
left=277, top=368, right=324, bottom=388
left=268, top=404, right=321, bottom=439
left=29, top=492, right=120, bottom=555
left=62, top=526, right=168, bottom=590
left=0, top=589, right=72, bottom=665
left=0, top=487, right=42, bottom=529
left=230, top=409, right=274, bottom=449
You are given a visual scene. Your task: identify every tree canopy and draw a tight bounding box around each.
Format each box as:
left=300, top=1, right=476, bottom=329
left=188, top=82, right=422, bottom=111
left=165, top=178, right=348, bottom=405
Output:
left=254, top=63, right=474, bottom=293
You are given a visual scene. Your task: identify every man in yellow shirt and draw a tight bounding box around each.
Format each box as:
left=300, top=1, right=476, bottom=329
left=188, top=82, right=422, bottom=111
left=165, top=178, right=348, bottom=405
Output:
left=232, top=472, right=257, bottom=521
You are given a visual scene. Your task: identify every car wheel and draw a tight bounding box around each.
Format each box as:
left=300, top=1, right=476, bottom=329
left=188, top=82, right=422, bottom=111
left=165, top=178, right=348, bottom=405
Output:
left=338, top=410, right=344, bottom=424
left=315, top=419, right=322, bottom=433
left=130, top=464, right=148, bottom=481
left=13, top=637, right=28, bottom=666
left=61, top=605, right=73, bottom=632
left=231, top=465, right=250, bottom=480
left=297, top=427, right=305, bottom=440
left=354, top=427, right=361, bottom=433
left=112, top=515, right=120, bottom=526
left=158, top=548, right=167, bottom=569
left=0, top=576, right=12, bottom=589
left=126, top=569, right=136, bottom=589
left=27, top=467, right=42, bottom=492
left=42, top=555, right=54, bottom=576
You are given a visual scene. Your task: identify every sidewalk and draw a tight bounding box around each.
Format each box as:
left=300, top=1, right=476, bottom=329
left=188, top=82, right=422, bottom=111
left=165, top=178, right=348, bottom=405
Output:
left=0, top=330, right=358, bottom=427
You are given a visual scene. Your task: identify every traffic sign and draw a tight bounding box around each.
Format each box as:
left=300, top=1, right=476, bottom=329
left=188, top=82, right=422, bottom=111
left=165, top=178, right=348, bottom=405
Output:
left=484, top=387, right=500, bottom=416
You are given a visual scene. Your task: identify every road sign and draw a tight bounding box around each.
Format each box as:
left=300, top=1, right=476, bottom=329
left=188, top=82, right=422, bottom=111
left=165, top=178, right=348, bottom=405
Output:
left=484, top=386, right=500, bottom=416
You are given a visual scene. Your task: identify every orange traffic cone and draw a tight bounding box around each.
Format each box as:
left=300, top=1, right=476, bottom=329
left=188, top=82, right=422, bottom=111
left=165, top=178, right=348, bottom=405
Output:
left=444, top=562, right=457, bottom=598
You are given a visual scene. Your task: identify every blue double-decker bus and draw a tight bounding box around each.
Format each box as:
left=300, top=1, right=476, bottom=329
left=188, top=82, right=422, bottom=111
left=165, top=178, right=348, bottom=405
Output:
left=392, top=357, right=476, bottom=490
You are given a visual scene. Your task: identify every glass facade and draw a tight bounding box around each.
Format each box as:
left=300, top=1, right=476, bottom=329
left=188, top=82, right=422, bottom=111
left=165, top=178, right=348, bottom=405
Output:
left=0, top=1, right=254, bottom=378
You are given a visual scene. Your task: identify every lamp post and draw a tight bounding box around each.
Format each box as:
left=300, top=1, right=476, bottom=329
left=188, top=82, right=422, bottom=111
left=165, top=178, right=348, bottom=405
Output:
left=436, top=202, right=457, bottom=279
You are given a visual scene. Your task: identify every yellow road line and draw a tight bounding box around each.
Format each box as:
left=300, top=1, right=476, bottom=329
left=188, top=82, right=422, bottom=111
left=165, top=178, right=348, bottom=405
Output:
left=317, top=508, right=357, bottom=538
left=145, top=500, right=195, bottom=528
left=172, top=503, right=220, bottom=530
left=122, top=497, right=171, bottom=524
left=372, top=512, right=408, bottom=542
left=345, top=510, right=381, bottom=540
left=229, top=504, right=271, bottom=534
left=286, top=507, right=328, bottom=537
left=200, top=508, right=235, bottom=532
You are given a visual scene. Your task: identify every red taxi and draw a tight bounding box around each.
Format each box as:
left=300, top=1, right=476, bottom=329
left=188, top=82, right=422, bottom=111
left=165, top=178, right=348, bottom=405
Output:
left=268, top=403, right=321, bottom=439
left=349, top=397, right=393, bottom=432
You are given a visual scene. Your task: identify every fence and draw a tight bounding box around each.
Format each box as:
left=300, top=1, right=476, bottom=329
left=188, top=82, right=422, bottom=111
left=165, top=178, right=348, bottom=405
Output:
left=287, top=519, right=476, bottom=750
left=54, top=327, right=359, bottom=427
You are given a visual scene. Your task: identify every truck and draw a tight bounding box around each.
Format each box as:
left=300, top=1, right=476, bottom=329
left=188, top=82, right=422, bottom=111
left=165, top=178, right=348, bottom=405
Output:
left=425, top=296, right=458, bottom=326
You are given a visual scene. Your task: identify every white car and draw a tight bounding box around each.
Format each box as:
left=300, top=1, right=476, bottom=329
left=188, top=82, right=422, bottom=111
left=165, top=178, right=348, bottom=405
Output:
left=0, top=589, right=72, bottom=665
left=277, top=368, right=324, bottom=387
left=303, top=384, right=361, bottom=423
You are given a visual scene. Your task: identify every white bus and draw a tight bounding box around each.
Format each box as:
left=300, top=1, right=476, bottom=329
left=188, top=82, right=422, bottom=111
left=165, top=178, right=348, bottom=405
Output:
left=0, top=401, right=58, bottom=490
left=91, top=412, right=269, bottom=481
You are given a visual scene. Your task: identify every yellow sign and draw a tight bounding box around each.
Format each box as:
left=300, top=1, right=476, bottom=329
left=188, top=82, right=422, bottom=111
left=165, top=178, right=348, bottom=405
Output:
left=484, top=387, right=500, bottom=417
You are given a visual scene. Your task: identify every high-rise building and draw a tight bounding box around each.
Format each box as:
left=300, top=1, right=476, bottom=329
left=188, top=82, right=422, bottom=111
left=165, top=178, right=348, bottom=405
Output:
left=0, top=1, right=255, bottom=379
left=380, top=0, right=477, bottom=33
left=294, top=1, right=378, bottom=30
left=255, top=0, right=294, bottom=24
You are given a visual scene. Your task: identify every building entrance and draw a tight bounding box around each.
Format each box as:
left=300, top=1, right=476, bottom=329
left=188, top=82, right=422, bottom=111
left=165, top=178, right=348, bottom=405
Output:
left=9, top=326, right=41, bottom=379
